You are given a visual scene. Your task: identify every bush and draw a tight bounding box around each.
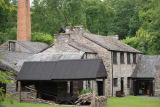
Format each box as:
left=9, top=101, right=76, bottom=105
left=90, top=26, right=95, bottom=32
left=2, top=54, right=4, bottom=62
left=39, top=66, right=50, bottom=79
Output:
left=31, top=32, right=54, bottom=45
left=78, top=88, right=93, bottom=96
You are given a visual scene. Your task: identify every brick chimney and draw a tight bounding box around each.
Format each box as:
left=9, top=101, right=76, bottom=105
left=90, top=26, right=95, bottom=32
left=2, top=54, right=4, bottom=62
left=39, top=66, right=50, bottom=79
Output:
left=17, top=0, right=31, bottom=41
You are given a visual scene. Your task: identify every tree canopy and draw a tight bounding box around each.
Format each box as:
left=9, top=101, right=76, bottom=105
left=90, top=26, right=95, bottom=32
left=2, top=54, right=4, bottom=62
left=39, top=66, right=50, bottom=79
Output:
left=0, top=0, right=160, bottom=54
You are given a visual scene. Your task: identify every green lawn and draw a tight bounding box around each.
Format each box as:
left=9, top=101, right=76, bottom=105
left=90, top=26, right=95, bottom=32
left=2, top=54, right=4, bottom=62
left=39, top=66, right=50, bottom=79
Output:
left=105, top=96, right=160, bottom=107
left=1, top=99, right=75, bottom=107
left=1, top=96, right=160, bottom=107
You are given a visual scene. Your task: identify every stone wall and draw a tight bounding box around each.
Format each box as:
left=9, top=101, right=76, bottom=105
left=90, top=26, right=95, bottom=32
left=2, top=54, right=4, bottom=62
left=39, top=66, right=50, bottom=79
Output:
left=112, top=52, right=141, bottom=96
left=44, top=30, right=142, bottom=96
left=154, top=66, right=160, bottom=96
left=6, top=79, right=18, bottom=98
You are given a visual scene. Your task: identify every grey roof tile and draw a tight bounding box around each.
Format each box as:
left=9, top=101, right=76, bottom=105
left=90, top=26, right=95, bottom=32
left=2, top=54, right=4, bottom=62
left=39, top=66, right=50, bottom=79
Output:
left=83, top=33, right=142, bottom=53
left=132, top=55, right=160, bottom=78
left=16, top=59, right=107, bottom=80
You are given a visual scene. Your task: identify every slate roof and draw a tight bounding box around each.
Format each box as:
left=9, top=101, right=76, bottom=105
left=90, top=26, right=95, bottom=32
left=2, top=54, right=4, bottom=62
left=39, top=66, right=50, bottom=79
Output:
left=16, top=52, right=85, bottom=71
left=9, top=40, right=48, bottom=53
left=132, top=55, right=160, bottom=78
left=68, top=41, right=97, bottom=53
left=0, top=50, right=34, bottom=72
left=16, top=59, right=107, bottom=80
left=0, top=40, right=48, bottom=72
left=83, top=33, right=142, bottom=53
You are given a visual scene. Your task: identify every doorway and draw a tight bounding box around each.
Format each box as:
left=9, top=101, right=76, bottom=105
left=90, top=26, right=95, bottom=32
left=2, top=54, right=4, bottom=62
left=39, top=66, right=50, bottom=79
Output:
left=97, top=81, right=103, bottom=96
left=133, top=79, right=153, bottom=96
left=121, top=77, right=124, bottom=93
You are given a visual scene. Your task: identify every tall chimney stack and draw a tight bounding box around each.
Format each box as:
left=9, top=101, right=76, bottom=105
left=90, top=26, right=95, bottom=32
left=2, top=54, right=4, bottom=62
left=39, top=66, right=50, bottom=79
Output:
left=17, top=0, right=31, bottom=41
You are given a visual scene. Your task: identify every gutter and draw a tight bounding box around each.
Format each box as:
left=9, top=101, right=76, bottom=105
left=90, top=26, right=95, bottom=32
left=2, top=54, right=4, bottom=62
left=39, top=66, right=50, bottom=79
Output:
left=111, top=51, right=113, bottom=96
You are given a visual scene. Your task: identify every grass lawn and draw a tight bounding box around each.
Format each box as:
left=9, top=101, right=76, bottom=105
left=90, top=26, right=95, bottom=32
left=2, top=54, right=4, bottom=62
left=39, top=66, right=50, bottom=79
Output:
left=1, top=99, right=76, bottom=107
left=1, top=96, right=160, bottom=107
left=105, top=96, right=160, bottom=107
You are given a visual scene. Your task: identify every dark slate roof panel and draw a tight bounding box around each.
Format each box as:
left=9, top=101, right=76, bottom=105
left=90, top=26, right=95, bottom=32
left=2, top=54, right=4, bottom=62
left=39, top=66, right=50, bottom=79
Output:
left=16, top=59, right=107, bottom=80
left=17, top=62, right=56, bottom=80
left=132, top=55, right=160, bottom=78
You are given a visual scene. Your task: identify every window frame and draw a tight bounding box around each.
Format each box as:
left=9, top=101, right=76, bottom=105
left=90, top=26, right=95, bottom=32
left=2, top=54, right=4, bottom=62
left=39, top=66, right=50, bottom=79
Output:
left=127, top=77, right=131, bottom=88
left=127, top=53, right=131, bottom=64
left=133, top=53, right=136, bottom=64
left=113, top=78, right=118, bottom=87
left=113, top=51, right=117, bottom=64
left=120, top=52, right=125, bottom=64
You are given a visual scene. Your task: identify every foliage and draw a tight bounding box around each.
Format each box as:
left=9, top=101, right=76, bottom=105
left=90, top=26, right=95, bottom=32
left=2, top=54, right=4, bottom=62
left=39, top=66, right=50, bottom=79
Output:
left=31, top=0, right=115, bottom=36
left=0, top=70, right=14, bottom=105
left=78, top=88, right=93, bottom=96
left=0, top=0, right=16, bottom=11
left=107, top=0, right=140, bottom=39
left=122, top=0, right=160, bottom=54
left=0, top=0, right=160, bottom=54
left=0, top=28, right=17, bottom=44
left=0, top=0, right=17, bottom=44
left=122, top=28, right=152, bottom=54
left=85, top=0, right=115, bottom=36
left=31, top=32, right=54, bottom=45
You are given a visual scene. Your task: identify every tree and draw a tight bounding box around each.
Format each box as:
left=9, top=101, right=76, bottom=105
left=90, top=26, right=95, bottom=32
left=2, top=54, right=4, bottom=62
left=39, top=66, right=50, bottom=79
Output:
left=86, top=0, right=115, bottom=35
left=0, top=0, right=17, bottom=44
left=108, top=0, right=140, bottom=39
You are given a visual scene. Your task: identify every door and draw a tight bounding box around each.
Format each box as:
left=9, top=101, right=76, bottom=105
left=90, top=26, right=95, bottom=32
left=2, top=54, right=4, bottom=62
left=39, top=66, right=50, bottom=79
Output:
left=121, top=77, right=124, bottom=93
left=97, top=81, right=103, bottom=96
left=133, top=79, right=154, bottom=96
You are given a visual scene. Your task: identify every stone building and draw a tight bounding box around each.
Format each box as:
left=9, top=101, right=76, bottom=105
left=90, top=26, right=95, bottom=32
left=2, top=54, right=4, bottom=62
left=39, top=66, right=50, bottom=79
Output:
left=43, top=27, right=142, bottom=96
left=1, top=27, right=160, bottom=98
left=132, top=55, right=160, bottom=96
left=0, top=40, right=48, bottom=98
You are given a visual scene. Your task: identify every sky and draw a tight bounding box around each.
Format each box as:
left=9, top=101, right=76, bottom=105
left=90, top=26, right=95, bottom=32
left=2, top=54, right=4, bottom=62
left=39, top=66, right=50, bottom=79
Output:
left=30, top=0, right=33, bottom=6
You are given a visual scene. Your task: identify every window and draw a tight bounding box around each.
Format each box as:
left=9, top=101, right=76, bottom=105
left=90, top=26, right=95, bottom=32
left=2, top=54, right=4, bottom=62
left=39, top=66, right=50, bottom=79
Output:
left=133, top=53, right=136, bottom=64
left=113, top=52, right=117, bottom=64
left=9, top=42, right=15, bottom=51
left=113, top=78, right=118, bottom=87
left=127, top=53, right=131, bottom=64
left=127, top=77, right=131, bottom=88
left=120, top=52, right=124, bottom=64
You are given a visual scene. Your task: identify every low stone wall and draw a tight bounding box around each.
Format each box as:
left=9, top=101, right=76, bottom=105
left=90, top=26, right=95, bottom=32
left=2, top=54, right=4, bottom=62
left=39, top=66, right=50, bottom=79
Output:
left=75, top=93, right=107, bottom=107
left=93, top=96, right=107, bottom=107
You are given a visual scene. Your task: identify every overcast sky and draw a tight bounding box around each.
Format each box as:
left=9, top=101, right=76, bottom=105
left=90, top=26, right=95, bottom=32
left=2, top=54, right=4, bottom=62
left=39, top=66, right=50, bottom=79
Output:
left=30, top=0, right=33, bottom=6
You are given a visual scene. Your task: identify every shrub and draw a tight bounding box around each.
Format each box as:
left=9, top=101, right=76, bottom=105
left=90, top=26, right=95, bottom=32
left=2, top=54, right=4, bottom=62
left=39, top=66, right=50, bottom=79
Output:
left=31, top=32, right=54, bottom=45
left=78, top=88, right=93, bottom=96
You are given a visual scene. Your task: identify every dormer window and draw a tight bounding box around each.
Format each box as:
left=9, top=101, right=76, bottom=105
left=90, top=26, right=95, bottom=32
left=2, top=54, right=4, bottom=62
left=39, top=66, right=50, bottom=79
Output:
left=9, top=42, right=15, bottom=51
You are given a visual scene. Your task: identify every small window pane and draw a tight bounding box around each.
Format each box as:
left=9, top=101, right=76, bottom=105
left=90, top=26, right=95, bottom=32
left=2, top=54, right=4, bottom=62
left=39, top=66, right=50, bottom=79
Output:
left=133, top=53, right=136, bottom=64
left=127, top=77, right=131, bottom=88
left=113, top=52, right=117, bottom=64
left=113, top=78, right=118, bottom=87
left=120, top=52, right=124, bottom=64
left=127, top=53, right=130, bottom=64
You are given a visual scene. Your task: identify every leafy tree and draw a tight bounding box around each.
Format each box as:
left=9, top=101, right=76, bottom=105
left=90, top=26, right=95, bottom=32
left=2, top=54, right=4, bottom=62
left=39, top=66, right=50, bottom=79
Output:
left=86, top=0, right=115, bottom=35
left=0, top=0, right=17, bottom=44
left=108, top=0, right=140, bottom=39
left=31, top=32, right=54, bottom=45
